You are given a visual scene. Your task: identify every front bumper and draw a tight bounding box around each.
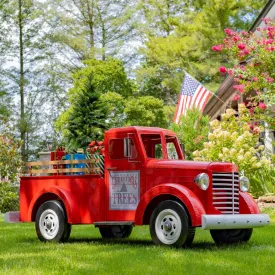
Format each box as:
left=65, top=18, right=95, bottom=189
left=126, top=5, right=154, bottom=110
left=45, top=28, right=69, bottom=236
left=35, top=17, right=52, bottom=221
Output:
left=202, top=214, right=270, bottom=230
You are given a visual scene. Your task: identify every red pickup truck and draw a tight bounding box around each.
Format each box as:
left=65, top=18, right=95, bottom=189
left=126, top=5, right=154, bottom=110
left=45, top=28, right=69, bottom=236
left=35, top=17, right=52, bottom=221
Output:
left=5, top=126, right=270, bottom=247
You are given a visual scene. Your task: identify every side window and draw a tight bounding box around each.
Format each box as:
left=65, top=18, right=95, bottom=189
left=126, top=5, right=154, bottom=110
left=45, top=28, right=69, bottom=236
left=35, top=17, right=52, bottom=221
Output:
left=109, top=138, right=137, bottom=159
left=141, top=134, right=163, bottom=159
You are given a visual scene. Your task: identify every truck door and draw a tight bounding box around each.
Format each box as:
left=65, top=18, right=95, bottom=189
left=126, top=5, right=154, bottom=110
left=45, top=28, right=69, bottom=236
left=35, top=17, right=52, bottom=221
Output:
left=105, top=134, right=143, bottom=221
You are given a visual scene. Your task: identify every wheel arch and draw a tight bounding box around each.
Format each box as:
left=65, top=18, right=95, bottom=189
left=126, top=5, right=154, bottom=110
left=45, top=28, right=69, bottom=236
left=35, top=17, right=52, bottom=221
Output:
left=28, top=187, right=80, bottom=223
left=31, top=193, right=65, bottom=221
left=135, top=183, right=206, bottom=227
left=239, top=192, right=260, bottom=214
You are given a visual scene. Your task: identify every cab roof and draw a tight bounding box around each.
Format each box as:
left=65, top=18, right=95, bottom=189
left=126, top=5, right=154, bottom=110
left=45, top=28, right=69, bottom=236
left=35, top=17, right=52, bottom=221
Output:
left=105, top=126, right=176, bottom=136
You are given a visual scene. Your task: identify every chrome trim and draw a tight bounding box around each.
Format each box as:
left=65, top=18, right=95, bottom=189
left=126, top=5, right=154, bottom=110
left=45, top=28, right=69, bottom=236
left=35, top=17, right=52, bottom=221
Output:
left=202, top=214, right=270, bottom=230
left=212, top=172, right=240, bottom=214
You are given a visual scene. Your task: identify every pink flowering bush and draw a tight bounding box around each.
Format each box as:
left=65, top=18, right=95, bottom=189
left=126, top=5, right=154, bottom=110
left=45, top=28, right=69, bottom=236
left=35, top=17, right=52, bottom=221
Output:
left=212, top=18, right=275, bottom=127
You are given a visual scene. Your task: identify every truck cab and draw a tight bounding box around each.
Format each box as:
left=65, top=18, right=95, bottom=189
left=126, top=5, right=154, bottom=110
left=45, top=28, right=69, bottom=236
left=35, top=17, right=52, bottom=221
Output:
left=7, top=126, right=270, bottom=247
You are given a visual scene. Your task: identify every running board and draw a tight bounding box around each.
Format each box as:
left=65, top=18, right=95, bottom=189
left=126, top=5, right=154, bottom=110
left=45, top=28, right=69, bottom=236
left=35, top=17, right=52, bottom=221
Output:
left=94, top=221, right=134, bottom=227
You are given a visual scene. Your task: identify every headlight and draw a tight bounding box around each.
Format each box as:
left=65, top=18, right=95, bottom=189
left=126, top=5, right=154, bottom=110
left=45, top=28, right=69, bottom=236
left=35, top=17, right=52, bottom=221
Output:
left=240, top=176, right=250, bottom=192
left=195, top=173, right=209, bottom=190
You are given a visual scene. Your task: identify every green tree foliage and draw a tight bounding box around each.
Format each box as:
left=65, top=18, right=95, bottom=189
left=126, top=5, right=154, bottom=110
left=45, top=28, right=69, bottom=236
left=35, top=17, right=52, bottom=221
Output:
left=99, top=92, right=126, bottom=128
left=55, top=58, right=133, bottom=147
left=0, top=117, right=21, bottom=212
left=137, top=0, right=267, bottom=103
left=45, top=0, right=135, bottom=62
left=171, top=108, right=209, bottom=160
left=0, top=0, right=68, bottom=161
left=66, top=80, right=108, bottom=149
left=124, top=96, right=169, bottom=127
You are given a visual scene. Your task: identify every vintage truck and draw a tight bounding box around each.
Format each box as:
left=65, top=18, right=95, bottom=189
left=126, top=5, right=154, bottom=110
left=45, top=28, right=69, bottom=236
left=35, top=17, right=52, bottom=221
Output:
left=5, top=126, right=270, bottom=247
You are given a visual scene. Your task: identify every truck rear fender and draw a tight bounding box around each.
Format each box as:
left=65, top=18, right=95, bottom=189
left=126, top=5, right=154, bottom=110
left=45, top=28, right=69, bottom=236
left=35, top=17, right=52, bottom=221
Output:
left=239, top=192, right=260, bottom=214
left=28, top=187, right=80, bottom=223
left=135, top=183, right=206, bottom=226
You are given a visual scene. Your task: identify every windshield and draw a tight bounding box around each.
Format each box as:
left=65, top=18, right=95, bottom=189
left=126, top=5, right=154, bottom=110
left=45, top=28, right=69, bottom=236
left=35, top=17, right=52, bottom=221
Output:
left=165, top=136, right=180, bottom=160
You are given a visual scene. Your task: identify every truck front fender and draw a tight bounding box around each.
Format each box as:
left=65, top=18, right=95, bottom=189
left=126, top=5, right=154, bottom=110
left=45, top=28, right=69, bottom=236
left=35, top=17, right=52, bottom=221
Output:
left=135, top=183, right=206, bottom=226
left=28, top=186, right=80, bottom=223
left=239, top=192, right=260, bottom=214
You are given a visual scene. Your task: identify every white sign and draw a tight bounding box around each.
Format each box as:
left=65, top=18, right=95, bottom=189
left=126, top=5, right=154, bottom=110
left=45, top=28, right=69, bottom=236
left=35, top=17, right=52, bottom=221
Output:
left=109, top=171, right=140, bottom=210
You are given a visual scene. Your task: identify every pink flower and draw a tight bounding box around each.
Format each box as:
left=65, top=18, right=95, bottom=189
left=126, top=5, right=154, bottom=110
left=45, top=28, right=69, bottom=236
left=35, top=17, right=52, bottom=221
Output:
left=233, top=35, right=241, bottom=42
left=249, top=108, right=254, bottom=115
left=232, top=94, right=240, bottom=101
left=211, top=44, right=223, bottom=52
left=238, top=43, right=246, bottom=50
left=266, top=76, right=274, bottom=83
left=228, top=69, right=233, bottom=75
left=243, top=49, right=250, bottom=55
left=258, top=102, right=267, bottom=110
left=224, top=28, right=234, bottom=36
left=262, top=18, right=271, bottom=24
left=253, top=77, right=258, bottom=82
left=233, top=84, right=245, bottom=93
left=249, top=124, right=254, bottom=131
left=219, top=66, right=227, bottom=73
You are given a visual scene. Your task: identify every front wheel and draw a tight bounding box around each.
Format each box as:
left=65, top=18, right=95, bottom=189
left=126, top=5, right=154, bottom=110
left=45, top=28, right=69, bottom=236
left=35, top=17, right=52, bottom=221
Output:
left=150, top=200, right=195, bottom=247
left=210, top=229, right=253, bottom=244
left=35, top=200, right=71, bottom=242
left=99, top=225, right=133, bottom=238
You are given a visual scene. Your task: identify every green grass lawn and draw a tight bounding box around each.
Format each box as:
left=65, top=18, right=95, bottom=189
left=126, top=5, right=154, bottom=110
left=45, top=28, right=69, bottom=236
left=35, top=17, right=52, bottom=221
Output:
left=0, top=208, right=274, bottom=275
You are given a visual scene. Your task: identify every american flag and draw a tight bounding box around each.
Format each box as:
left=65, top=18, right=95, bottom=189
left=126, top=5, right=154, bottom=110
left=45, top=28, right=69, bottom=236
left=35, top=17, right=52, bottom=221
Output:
left=173, top=73, right=212, bottom=124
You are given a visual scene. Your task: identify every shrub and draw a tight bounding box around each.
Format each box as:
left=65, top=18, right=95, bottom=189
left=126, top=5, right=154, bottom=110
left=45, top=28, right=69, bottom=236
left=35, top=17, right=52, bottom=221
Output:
left=171, top=108, right=210, bottom=160
left=193, top=106, right=275, bottom=196
left=0, top=117, right=21, bottom=212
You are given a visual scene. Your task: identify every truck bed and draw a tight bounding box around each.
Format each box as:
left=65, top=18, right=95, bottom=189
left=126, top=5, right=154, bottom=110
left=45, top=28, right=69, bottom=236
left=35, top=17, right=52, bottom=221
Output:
left=20, top=174, right=105, bottom=224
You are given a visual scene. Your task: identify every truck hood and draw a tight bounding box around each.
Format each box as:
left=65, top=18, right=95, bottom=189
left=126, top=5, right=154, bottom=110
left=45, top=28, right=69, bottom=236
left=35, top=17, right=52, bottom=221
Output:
left=146, top=159, right=238, bottom=173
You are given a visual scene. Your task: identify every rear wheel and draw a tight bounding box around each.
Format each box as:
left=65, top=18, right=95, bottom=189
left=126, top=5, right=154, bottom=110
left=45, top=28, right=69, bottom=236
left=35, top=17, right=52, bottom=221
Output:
left=210, top=229, right=253, bottom=244
left=150, top=200, right=195, bottom=247
left=99, top=225, right=133, bottom=238
left=35, top=200, right=71, bottom=242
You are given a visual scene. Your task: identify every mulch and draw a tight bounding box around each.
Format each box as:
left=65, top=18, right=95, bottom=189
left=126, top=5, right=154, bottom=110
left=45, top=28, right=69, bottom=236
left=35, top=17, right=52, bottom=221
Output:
left=256, top=196, right=275, bottom=210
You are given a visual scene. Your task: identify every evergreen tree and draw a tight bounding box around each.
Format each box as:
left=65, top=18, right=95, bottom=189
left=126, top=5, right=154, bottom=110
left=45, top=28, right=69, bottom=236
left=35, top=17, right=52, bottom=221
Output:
left=66, top=80, right=108, bottom=149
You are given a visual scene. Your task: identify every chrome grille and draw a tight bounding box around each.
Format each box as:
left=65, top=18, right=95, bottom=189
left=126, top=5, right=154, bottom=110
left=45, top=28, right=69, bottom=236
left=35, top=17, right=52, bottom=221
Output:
left=212, top=172, right=239, bottom=214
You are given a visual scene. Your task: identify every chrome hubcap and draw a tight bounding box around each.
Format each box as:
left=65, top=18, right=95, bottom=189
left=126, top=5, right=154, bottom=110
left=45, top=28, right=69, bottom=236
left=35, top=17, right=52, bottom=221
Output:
left=155, top=209, right=182, bottom=245
left=39, top=209, right=59, bottom=240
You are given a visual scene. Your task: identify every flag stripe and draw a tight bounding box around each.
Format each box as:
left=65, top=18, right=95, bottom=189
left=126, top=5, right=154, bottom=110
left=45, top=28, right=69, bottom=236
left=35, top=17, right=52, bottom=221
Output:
left=173, top=73, right=212, bottom=124
left=191, top=86, right=204, bottom=109
left=195, top=87, right=208, bottom=109
left=174, top=94, right=181, bottom=123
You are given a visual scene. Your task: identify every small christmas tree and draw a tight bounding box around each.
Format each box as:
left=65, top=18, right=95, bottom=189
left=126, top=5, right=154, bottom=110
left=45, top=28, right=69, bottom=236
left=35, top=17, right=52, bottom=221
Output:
left=66, top=79, right=108, bottom=149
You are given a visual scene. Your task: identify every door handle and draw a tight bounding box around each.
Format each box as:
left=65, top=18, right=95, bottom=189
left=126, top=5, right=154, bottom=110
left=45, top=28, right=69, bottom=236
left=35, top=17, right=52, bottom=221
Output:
left=107, top=167, right=117, bottom=171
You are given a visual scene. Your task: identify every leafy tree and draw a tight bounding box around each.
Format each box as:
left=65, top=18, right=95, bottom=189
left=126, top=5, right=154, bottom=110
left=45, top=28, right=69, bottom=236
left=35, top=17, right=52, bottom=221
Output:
left=136, top=0, right=266, bottom=103
left=45, top=0, right=135, bottom=62
left=99, top=92, right=126, bottom=128
left=0, top=0, right=66, bottom=161
left=0, top=117, right=21, bottom=212
left=65, top=80, right=109, bottom=149
left=124, top=96, right=169, bottom=128
left=171, top=108, right=209, bottom=160
left=56, top=58, right=133, bottom=147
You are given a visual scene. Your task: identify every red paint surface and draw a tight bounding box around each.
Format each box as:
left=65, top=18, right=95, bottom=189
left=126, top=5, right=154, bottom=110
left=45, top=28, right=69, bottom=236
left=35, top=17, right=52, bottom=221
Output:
left=20, top=126, right=260, bottom=226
